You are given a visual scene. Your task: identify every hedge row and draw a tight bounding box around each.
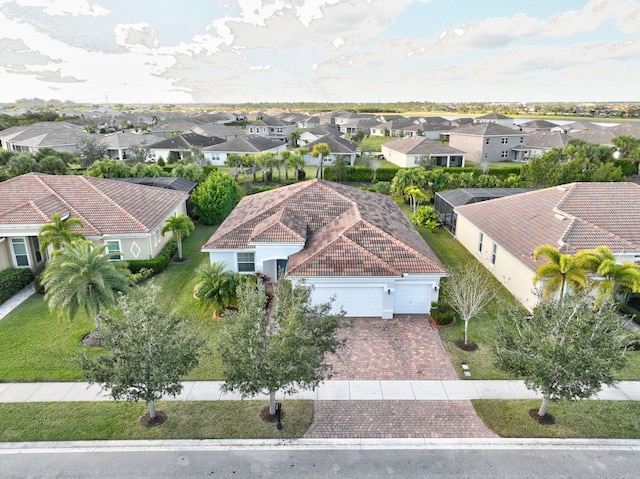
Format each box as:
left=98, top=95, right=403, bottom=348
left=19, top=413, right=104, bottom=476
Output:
left=127, top=239, right=177, bottom=276
left=323, top=166, right=399, bottom=182
left=0, top=268, right=34, bottom=305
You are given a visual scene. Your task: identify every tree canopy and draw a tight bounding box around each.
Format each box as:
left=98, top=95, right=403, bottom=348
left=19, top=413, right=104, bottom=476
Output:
left=218, top=278, right=346, bottom=414
left=190, top=170, right=240, bottom=225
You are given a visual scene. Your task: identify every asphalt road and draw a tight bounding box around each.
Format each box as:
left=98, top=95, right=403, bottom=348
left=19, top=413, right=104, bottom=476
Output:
left=1, top=440, right=639, bottom=478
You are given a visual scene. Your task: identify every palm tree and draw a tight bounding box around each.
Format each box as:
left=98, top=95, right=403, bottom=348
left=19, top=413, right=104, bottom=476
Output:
left=288, top=154, right=305, bottom=181
left=583, top=246, right=640, bottom=304
left=255, top=152, right=275, bottom=185
left=225, top=153, right=243, bottom=181
left=289, top=130, right=301, bottom=147
left=311, top=143, right=330, bottom=179
left=42, top=240, right=134, bottom=329
left=193, top=262, right=247, bottom=318
left=161, top=214, right=195, bottom=261
left=532, top=245, right=590, bottom=302
left=39, top=213, right=85, bottom=255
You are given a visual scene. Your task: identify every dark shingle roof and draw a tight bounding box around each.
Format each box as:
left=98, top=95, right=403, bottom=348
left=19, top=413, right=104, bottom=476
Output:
left=202, top=135, right=285, bottom=153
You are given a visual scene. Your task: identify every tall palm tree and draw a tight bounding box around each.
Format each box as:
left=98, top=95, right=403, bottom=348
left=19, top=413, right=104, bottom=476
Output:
left=583, top=246, right=640, bottom=304
left=288, top=154, right=305, bottom=181
left=311, top=143, right=330, bottom=180
left=193, top=262, right=247, bottom=318
left=39, top=213, right=85, bottom=254
left=161, top=213, right=195, bottom=261
left=289, top=130, right=301, bottom=147
left=255, top=152, right=275, bottom=185
left=532, top=245, right=590, bottom=302
left=280, top=150, right=291, bottom=180
left=42, top=240, right=134, bottom=329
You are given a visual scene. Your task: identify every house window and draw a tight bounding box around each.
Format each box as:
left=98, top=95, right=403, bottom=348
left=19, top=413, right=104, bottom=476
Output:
left=491, top=243, right=497, bottom=265
left=11, top=238, right=29, bottom=267
left=501, top=150, right=509, bottom=158
left=501, top=137, right=508, bottom=144
left=237, top=252, right=255, bottom=272
left=106, top=240, right=122, bottom=261
left=478, top=232, right=483, bottom=253
left=485, top=138, right=490, bottom=145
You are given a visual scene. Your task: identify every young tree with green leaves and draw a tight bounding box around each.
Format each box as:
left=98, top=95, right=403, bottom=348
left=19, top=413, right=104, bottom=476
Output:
left=494, top=293, right=633, bottom=421
left=444, top=262, right=497, bottom=347
left=219, top=278, right=346, bottom=415
left=77, top=137, right=109, bottom=168
left=39, top=213, right=85, bottom=254
left=311, top=143, right=330, bottom=179
left=190, top=170, right=240, bottom=225
left=411, top=205, right=439, bottom=232
left=161, top=213, right=195, bottom=261
left=80, top=282, right=204, bottom=424
left=42, top=240, right=134, bottom=330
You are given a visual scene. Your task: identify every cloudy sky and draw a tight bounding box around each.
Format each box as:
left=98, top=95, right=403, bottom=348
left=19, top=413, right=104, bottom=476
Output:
left=0, top=0, right=638, bottom=104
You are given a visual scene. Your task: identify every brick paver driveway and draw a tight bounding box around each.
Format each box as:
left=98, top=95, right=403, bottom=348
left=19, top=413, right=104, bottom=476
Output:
left=303, top=314, right=497, bottom=439
left=327, top=315, right=458, bottom=381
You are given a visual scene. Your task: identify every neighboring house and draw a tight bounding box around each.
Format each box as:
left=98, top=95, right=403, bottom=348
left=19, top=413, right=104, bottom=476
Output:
left=516, top=119, right=558, bottom=132
left=147, top=133, right=224, bottom=163
left=381, top=137, right=466, bottom=168
left=202, top=135, right=287, bottom=166
left=434, top=188, right=536, bottom=235
left=0, top=121, right=92, bottom=154
left=513, top=130, right=574, bottom=160
left=202, top=179, right=447, bottom=318
left=296, top=116, right=321, bottom=129
left=338, top=118, right=382, bottom=135
left=454, top=182, right=640, bottom=311
left=246, top=115, right=296, bottom=141
left=474, top=113, right=514, bottom=128
left=302, top=136, right=358, bottom=166
left=401, top=122, right=451, bottom=140
left=190, top=123, right=246, bottom=141
left=448, top=123, right=527, bottom=162
left=150, top=120, right=202, bottom=138
left=370, top=117, right=418, bottom=137
left=299, top=126, right=344, bottom=145
left=0, top=173, right=189, bottom=273
left=101, top=131, right=153, bottom=161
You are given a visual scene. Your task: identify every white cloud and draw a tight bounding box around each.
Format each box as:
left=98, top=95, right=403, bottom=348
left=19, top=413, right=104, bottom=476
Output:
left=9, top=0, right=109, bottom=17
left=332, top=37, right=345, bottom=48
left=114, top=23, right=160, bottom=50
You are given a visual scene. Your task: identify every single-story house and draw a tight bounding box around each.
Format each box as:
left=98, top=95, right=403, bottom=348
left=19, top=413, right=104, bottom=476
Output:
left=0, top=173, right=189, bottom=272
left=147, top=133, right=224, bottom=163
left=473, top=113, right=514, bottom=128
left=299, top=126, right=344, bottom=145
left=448, top=123, right=527, bottom=162
left=202, top=179, right=447, bottom=318
left=0, top=122, right=92, bottom=155
left=202, top=135, right=287, bottom=166
left=454, top=182, right=640, bottom=311
left=302, top=136, right=358, bottom=166
left=512, top=130, right=574, bottom=161
left=100, top=131, right=153, bottom=161
left=381, top=137, right=466, bottom=168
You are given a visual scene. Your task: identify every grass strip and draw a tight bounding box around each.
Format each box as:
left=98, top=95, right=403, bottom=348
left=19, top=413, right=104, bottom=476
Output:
left=0, top=400, right=312, bottom=441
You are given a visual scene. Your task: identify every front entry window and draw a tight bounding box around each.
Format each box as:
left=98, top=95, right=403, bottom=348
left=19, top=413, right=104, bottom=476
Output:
left=237, top=252, right=255, bottom=272
left=11, top=238, right=29, bottom=267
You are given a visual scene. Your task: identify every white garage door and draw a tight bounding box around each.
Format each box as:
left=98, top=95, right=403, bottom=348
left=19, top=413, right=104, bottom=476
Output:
left=394, top=283, right=431, bottom=314
left=311, top=285, right=383, bottom=317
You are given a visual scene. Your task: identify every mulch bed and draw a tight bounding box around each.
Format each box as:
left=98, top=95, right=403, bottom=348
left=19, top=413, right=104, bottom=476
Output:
left=454, top=340, right=478, bottom=352
left=259, top=406, right=285, bottom=423
left=529, top=409, right=555, bottom=425
left=140, top=411, right=168, bottom=428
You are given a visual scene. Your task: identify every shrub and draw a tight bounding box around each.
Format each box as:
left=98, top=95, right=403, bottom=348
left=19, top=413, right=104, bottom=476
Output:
left=430, top=302, right=456, bottom=326
left=191, top=170, right=240, bottom=225
left=0, top=268, right=34, bottom=305
left=613, top=159, right=637, bottom=177
left=127, top=239, right=177, bottom=277
left=374, top=181, right=391, bottom=195
left=33, top=274, right=46, bottom=294
left=411, top=205, right=439, bottom=230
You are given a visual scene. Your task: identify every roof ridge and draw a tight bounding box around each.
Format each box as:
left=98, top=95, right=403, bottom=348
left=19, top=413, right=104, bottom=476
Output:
left=80, top=176, right=149, bottom=234
left=27, top=199, right=54, bottom=223
left=561, top=216, right=640, bottom=252
left=315, top=181, right=360, bottom=217
left=340, top=233, right=403, bottom=276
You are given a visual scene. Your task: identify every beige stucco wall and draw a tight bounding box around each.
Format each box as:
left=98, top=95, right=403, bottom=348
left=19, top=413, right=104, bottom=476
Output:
left=455, top=214, right=539, bottom=311
left=381, top=145, right=412, bottom=167
left=0, top=240, right=13, bottom=270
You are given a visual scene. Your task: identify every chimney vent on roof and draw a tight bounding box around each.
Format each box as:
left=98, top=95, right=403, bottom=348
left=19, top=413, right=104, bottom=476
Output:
left=553, top=213, right=566, bottom=221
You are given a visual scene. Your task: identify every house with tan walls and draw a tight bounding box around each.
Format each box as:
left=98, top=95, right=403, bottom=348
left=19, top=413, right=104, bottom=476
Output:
left=381, top=137, right=466, bottom=168
left=0, top=173, right=189, bottom=273
left=454, top=182, right=640, bottom=310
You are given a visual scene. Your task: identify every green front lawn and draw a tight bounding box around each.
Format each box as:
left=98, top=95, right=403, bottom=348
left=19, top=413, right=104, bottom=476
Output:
left=0, top=400, right=312, bottom=441
left=473, top=400, right=640, bottom=438
left=0, top=223, right=222, bottom=382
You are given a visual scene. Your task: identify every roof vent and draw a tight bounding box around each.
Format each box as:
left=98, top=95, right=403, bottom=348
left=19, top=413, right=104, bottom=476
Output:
left=556, top=185, right=568, bottom=192
left=553, top=213, right=566, bottom=221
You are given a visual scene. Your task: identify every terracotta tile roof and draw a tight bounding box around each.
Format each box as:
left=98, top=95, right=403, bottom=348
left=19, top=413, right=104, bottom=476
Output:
left=0, top=173, right=188, bottom=236
left=203, top=179, right=446, bottom=277
left=455, top=182, right=640, bottom=271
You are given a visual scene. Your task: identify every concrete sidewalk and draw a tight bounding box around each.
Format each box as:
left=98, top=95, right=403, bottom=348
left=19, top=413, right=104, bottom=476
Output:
left=2, top=379, right=640, bottom=403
